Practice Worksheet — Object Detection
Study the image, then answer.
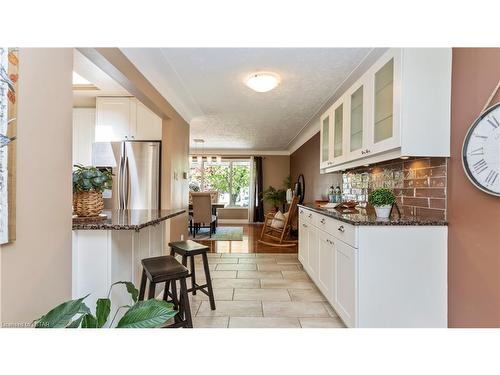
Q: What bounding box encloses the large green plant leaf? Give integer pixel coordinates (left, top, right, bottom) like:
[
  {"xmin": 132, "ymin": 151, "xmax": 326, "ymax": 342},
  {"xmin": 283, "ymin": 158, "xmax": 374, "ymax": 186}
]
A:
[
  {"xmin": 96, "ymin": 298, "xmax": 111, "ymax": 328},
  {"xmin": 112, "ymin": 281, "xmax": 139, "ymax": 303},
  {"xmin": 81, "ymin": 314, "xmax": 98, "ymax": 328},
  {"xmin": 34, "ymin": 295, "xmax": 89, "ymax": 328},
  {"xmin": 67, "ymin": 315, "xmax": 85, "ymax": 328},
  {"xmin": 116, "ymin": 300, "xmax": 177, "ymax": 328}
]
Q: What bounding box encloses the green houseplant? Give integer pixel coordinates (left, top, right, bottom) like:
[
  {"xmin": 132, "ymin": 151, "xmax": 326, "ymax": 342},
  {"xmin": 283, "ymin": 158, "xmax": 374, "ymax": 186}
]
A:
[
  {"xmin": 368, "ymin": 188, "xmax": 396, "ymax": 218},
  {"xmin": 262, "ymin": 186, "xmax": 286, "ymax": 212},
  {"xmin": 34, "ymin": 281, "xmax": 177, "ymax": 328},
  {"xmin": 72, "ymin": 165, "xmax": 113, "ymax": 217}
]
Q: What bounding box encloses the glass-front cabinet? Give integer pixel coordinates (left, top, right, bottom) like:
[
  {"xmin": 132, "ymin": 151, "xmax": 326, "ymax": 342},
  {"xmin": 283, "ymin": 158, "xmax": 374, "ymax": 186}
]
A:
[
  {"xmin": 368, "ymin": 50, "xmax": 401, "ymax": 155},
  {"xmin": 320, "ymin": 48, "xmax": 439, "ymax": 172},
  {"xmin": 332, "ymin": 102, "xmax": 345, "ymax": 164},
  {"xmin": 319, "ymin": 109, "xmax": 332, "ymax": 169}
]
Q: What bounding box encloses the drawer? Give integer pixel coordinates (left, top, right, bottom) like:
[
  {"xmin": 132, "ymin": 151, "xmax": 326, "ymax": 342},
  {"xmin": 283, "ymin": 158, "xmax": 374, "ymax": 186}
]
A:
[
  {"xmin": 298, "ymin": 207, "xmax": 315, "ymax": 225},
  {"xmin": 316, "ymin": 215, "xmax": 357, "ymax": 248}
]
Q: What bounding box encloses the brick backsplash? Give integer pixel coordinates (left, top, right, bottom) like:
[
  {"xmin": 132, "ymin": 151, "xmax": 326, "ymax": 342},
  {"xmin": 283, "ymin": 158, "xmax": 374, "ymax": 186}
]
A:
[{"xmin": 342, "ymin": 157, "xmax": 447, "ymax": 220}]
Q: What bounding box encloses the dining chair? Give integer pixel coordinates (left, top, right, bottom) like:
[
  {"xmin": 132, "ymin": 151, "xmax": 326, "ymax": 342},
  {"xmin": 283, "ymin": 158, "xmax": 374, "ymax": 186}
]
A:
[{"xmin": 191, "ymin": 192, "xmax": 217, "ymax": 238}]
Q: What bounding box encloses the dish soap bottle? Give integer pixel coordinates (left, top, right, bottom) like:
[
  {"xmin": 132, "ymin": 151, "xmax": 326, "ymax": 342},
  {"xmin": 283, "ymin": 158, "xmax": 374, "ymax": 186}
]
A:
[
  {"xmin": 328, "ymin": 186, "xmax": 335, "ymax": 203},
  {"xmin": 334, "ymin": 186, "xmax": 342, "ymax": 203}
]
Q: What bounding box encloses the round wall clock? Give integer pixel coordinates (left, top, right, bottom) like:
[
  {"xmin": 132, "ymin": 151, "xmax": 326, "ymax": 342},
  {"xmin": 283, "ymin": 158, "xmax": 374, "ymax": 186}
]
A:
[{"xmin": 462, "ymin": 102, "xmax": 500, "ymax": 197}]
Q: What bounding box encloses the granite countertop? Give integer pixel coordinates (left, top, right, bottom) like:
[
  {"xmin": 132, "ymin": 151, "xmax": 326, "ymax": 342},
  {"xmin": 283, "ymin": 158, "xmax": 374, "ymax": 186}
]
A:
[
  {"xmin": 72, "ymin": 208, "xmax": 186, "ymax": 231},
  {"xmin": 298, "ymin": 203, "xmax": 447, "ymax": 226}
]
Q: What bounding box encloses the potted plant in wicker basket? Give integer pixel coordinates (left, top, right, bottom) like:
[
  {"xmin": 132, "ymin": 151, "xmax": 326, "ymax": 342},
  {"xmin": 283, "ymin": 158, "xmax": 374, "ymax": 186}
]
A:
[
  {"xmin": 73, "ymin": 165, "xmax": 112, "ymax": 217},
  {"xmin": 368, "ymin": 188, "xmax": 396, "ymax": 219}
]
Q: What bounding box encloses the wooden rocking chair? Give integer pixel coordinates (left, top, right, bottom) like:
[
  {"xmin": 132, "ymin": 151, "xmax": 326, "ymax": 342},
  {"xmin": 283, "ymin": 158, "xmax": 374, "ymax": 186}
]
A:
[{"xmin": 258, "ymin": 196, "xmax": 299, "ymax": 248}]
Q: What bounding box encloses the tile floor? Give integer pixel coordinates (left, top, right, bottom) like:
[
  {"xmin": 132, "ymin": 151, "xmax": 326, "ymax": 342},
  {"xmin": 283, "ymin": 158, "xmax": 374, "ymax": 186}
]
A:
[{"xmin": 175, "ymin": 253, "xmax": 346, "ymax": 328}]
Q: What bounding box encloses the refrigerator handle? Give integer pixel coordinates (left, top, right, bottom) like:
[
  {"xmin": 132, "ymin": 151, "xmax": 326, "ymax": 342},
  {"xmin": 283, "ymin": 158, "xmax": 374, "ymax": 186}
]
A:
[
  {"xmin": 118, "ymin": 155, "xmax": 125, "ymax": 209},
  {"xmin": 124, "ymin": 157, "xmax": 130, "ymax": 209}
]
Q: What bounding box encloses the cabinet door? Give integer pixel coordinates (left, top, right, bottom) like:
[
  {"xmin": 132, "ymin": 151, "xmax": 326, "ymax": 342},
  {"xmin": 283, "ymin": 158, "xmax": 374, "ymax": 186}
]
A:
[
  {"xmin": 317, "ymin": 230, "xmax": 335, "ymax": 303},
  {"xmin": 334, "ymin": 240, "xmax": 357, "ymax": 327},
  {"xmin": 332, "ymin": 101, "xmax": 345, "ymax": 164},
  {"xmin": 307, "ymin": 225, "xmax": 319, "ymax": 282},
  {"xmin": 73, "ymin": 108, "xmax": 95, "ymax": 166},
  {"xmin": 298, "ymin": 217, "xmax": 309, "ymax": 270},
  {"xmin": 135, "ymin": 100, "xmax": 162, "ymax": 140},
  {"xmin": 346, "ymin": 81, "xmax": 368, "ymax": 162},
  {"xmin": 367, "ymin": 50, "xmax": 401, "ymax": 155},
  {"xmin": 95, "ymin": 97, "xmax": 133, "ymax": 142},
  {"xmin": 319, "ymin": 109, "xmax": 333, "ymax": 169}
]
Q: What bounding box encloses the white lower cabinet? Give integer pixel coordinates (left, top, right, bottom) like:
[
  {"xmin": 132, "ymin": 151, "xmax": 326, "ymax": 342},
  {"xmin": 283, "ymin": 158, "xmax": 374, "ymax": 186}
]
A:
[
  {"xmin": 298, "ymin": 206, "xmax": 448, "ymax": 328},
  {"xmin": 307, "ymin": 225, "xmax": 319, "ymax": 281},
  {"xmin": 298, "ymin": 220, "xmax": 309, "ymax": 271},
  {"xmin": 333, "ymin": 239, "xmax": 356, "ymax": 327},
  {"xmin": 317, "ymin": 230, "xmax": 335, "ymax": 302}
]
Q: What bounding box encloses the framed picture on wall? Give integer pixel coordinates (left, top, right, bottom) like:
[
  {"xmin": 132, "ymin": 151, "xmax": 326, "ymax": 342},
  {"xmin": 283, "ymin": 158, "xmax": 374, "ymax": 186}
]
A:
[{"xmin": 0, "ymin": 47, "xmax": 18, "ymax": 244}]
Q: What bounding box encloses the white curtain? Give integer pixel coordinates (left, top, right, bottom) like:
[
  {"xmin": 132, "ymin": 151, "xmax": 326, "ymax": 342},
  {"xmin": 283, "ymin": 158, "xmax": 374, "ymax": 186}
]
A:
[{"xmin": 247, "ymin": 156, "xmax": 255, "ymax": 223}]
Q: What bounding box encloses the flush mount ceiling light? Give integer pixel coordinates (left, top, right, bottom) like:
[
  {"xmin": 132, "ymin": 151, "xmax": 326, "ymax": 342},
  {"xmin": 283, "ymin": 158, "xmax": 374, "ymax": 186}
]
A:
[{"xmin": 245, "ymin": 72, "xmax": 281, "ymax": 93}]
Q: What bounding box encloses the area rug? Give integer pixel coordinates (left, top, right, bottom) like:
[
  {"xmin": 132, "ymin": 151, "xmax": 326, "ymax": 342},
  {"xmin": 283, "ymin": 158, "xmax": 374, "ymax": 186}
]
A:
[{"xmin": 189, "ymin": 226, "xmax": 243, "ymax": 241}]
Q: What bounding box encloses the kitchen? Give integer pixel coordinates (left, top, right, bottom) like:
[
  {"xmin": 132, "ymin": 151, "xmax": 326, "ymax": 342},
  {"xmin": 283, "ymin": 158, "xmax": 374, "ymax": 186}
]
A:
[
  {"xmin": 67, "ymin": 47, "xmax": 455, "ymax": 328},
  {"xmin": 2, "ymin": 5, "xmax": 499, "ymax": 375}
]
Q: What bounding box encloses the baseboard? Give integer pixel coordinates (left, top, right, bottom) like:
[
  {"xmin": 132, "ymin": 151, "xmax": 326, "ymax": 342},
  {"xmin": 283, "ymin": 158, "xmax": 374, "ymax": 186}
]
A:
[{"xmin": 217, "ymin": 219, "xmax": 249, "ymax": 224}]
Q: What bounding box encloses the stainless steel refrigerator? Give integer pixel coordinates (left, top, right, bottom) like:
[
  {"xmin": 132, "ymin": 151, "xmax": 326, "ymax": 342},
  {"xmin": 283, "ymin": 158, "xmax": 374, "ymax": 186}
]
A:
[{"xmin": 92, "ymin": 141, "xmax": 161, "ymax": 210}]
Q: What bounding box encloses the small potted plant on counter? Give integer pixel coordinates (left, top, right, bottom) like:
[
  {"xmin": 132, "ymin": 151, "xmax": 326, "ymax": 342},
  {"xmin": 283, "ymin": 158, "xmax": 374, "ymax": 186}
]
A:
[
  {"xmin": 368, "ymin": 188, "xmax": 396, "ymax": 218},
  {"xmin": 73, "ymin": 165, "xmax": 112, "ymax": 217}
]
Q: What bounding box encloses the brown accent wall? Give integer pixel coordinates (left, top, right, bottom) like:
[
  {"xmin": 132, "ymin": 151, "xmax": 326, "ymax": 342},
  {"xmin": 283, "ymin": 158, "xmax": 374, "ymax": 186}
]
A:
[
  {"xmin": 448, "ymin": 48, "xmax": 500, "ymax": 327},
  {"xmin": 342, "ymin": 157, "xmax": 448, "ymax": 220},
  {"xmin": 290, "ymin": 132, "xmax": 342, "ymax": 203},
  {"xmin": 262, "ymin": 155, "xmax": 290, "ymax": 213}
]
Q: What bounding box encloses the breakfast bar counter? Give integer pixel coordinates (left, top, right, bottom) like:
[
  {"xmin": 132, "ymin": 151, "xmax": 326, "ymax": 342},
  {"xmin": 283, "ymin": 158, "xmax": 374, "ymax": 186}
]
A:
[
  {"xmin": 72, "ymin": 208, "xmax": 186, "ymax": 230},
  {"xmin": 72, "ymin": 208, "xmax": 186, "ymax": 320}
]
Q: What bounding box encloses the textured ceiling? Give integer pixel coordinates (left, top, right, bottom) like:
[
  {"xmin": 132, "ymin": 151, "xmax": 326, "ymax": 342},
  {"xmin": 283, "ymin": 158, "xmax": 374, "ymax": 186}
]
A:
[{"xmin": 122, "ymin": 48, "xmax": 371, "ymax": 151}]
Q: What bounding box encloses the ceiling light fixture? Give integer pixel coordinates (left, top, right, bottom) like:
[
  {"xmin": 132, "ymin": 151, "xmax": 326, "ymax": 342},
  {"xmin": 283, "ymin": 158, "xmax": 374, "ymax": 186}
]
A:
[{"xmin": 245, "ymin": 72, "xmax": 281, "ymax": 93}]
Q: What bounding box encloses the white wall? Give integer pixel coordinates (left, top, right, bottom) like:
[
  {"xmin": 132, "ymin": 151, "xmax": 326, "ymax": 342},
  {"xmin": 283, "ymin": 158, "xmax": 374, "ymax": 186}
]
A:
[{"xmin": 0, "ymin": 48, "xmax": 73, "ymax": 325}]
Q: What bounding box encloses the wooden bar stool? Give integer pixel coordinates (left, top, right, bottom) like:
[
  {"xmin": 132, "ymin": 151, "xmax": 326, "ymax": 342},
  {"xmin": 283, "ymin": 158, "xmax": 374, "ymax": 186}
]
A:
[
  {"xmin": 138, "ymin": 255, "xmax": 193, "ymax": 328},
  {"xmin": 169, "ymin": 240, "xmax": 216, "ymax": 310}
]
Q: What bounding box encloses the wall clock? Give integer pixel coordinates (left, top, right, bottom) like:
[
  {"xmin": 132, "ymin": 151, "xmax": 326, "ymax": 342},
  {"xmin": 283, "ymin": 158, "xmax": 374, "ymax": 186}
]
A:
[{"xmin": 462, "ymin": 102, "xmax": 500, "ymax": 197}]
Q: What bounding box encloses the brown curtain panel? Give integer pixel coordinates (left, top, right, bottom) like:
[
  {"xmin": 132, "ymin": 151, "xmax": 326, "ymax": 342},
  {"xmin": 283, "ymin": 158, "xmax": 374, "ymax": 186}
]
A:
[{"xmin": 253, "ymin": 156, "xmax": 264, "ymax": 222}]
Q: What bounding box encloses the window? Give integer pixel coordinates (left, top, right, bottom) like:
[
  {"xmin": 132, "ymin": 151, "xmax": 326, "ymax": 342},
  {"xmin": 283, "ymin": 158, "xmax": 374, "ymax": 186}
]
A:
[{"xmin": 188, "ymin": 158, "xmax": 251, "ymax": 207}]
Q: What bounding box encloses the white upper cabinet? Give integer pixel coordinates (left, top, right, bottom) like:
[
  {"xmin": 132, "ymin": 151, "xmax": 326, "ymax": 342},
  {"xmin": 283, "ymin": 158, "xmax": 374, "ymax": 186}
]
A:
[
  {"xmin": 369, "ymin": 50, "xmax": 401, "ymax": 155},
  {"xmin": 319, "ymin": 109, "xmax": 332, "ymax": 169},
  {"xmin": 95, "ymin": 97, "xmax": 136, "ymax": 142},
  {"xmin": 73, "ymin": 108, "xmax": 96, "ymax": 166},
  {"xmin": 320, "ymin": 48, "xmax": 451, "ymax": 172},
  {"xmin": 135, "ymin": 100, "xmax": 162, "ymax": 140},
  {"xmin": 332, "ymin": 98, "xmax": 348, "ymax": 165},
  {"xmin": 95, "ymin": 97, "xmax": 162, "ymax": 142}
]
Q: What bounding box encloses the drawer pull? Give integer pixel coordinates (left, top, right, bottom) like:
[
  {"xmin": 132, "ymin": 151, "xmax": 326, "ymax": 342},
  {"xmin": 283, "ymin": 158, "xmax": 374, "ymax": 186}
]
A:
[
  {"xmin": 302, "ymin": 223, "xmax": 308, "ymax": 228},
  {"xmin": 308, "ymin": 214, "xmax": 312, "ymax": 218},
  {"xmin": 338, "ymin": 225, "xmax": 345, "ymax": 233},
  {"xmin": 320, "ymin": 218, "xmax": 326, "ymax": 224},
  {"xmin": 299, "ymin": 210, "xmax": 303, "ymax": 214}
]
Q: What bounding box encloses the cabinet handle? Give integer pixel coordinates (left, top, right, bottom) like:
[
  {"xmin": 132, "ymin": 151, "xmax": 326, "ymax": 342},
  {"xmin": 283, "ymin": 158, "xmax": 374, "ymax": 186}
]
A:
[
  {"xmin": 300, "ymin": 210, "xmax": 303, "ymax": 214},
  {"xmin": 365, "ymin": 149, "xmax": 371, "ymax": 154},
  {"xmin": 320, "ymin": 218, "xmax": 326, "ymax": 224},
  {"xmin": 302, "ymin": 223, "xmax": 308, "ymax": 228},
  {"xmin": 125, "ymin": 136, "xmax": 128, "ymax": 140},
  {"xmin": 361, "ymin": 150, "xmax": 365, "ymax": 155},
  {"xmin": 308, "ymin": 214, "xmax": 312, "ymax": 219},
  {"xmin": 338, "ymin": 225, "xmax": 345, "ymax": 232},
  {"xmin": 131, "ymin": 136, "xmax": 135, "ymax": 139}
]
